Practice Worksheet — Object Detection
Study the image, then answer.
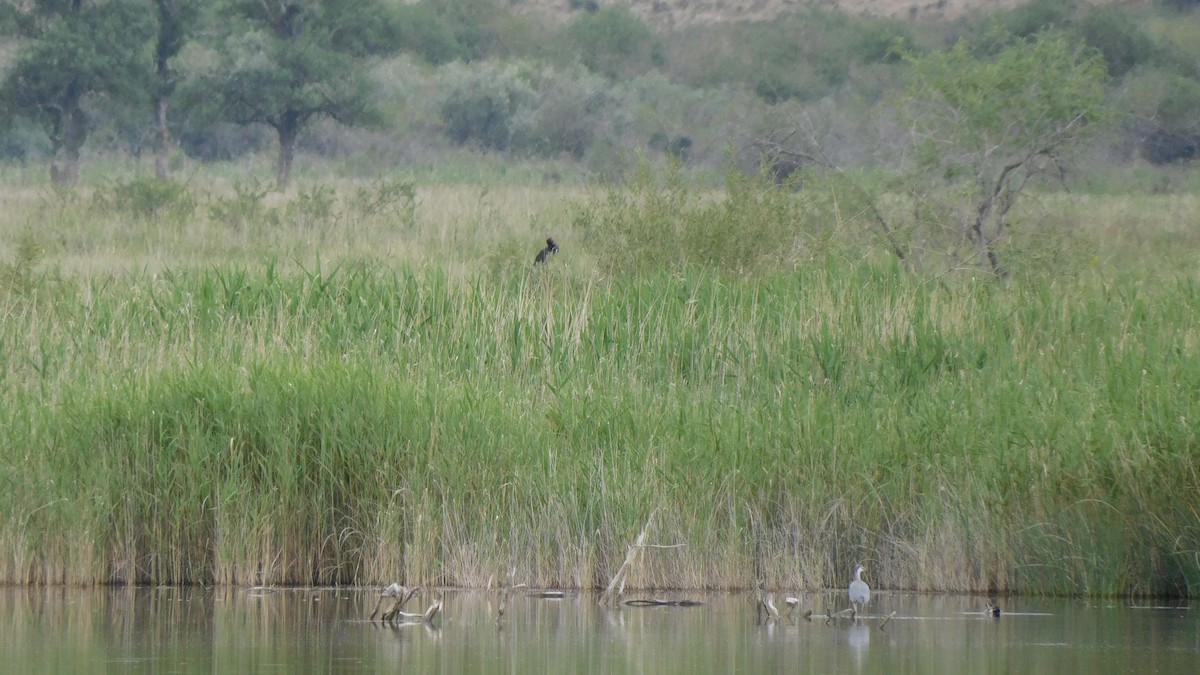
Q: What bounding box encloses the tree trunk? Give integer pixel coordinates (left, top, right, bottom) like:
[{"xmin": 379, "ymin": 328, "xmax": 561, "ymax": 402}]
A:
[
  {"xmin": 51, "ymin": 96, "xmax": 86, "ymax": 186},
  {"xmin": 153, "ymin": 0, "xmax": 187, "ymax": 181},
  {"xmin": 970, "ymin": 207, "xmax": 1007, "ymax": 278},
  {"xmin": 275, "ymin": 113, "xmax": 301, "ymax": 189},
  {"xmin": 971, "ymin": 162, "xmax": 1024, "ymax": 279},
  {"xmin": 154, "ymin": 94, "xmax": 170, "ymax": 181}
]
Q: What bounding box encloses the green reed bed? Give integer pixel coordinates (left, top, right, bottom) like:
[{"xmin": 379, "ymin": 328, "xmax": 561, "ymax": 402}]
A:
[{"xmin": 2, "ymin": 256, "xmax": 1198, "ymax": 595}]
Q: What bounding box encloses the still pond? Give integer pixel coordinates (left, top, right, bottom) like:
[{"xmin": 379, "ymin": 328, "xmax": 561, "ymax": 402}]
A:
[{"xmin": 2, "ymin": 587, "xmax": 1196, "ymax": 673}]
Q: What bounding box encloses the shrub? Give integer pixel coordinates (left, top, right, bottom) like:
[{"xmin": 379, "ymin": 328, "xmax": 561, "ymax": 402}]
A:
[
  {"xmin": 575, "ymin": 162, "xmax": 805, "ymax": 276},
  {"xmin": 620, "ymin": 71, "xmax": 767, "ymax": 169},
  {"xmin": 392, "ymin": 2, "xmax": 467, "ymax": 64},
  {"xmin": 0, "ymin": 114, "xmax": 52, "ymax": 161},
  {"xmin": 1154, "ymin": 73, "xmax": 1200, "ymax": 134},
  {"xmin": 349, "ymin": 178, "xmax": 417, "ymax": 228},
  {"xmin": 1157, "ymin": 0, "xmax": 1200, "ymax": 10},
  {"xmin": 436, "ymin": 61, "xmax": 626, "ymax": 159},
  {"xmin": 394, "ymin": 0, "xmax": 543, "ymax": 63},
  {"xmin": 999, "ymin": 0, "xmax": 1079, "ymax": 38},
  {"xmin": 1126, "ymin": 71, "xmax": 1200, "ymax": 164},
  {"xmin": 0, "ymin": 231, "xmax": 44, "ymax": 296},
  {"xmin": 1143, "ymin": 130, "xmax": 1198, "ymax": 164},
  {"xmin": 666, "ymin": 10, "xmax": 902, "ymax": 103},
  {"xmin": 209, "ymin": 180, "xmax": 275, "ymax": 230},
  {"xmin": 515, "ymin": 68, "xmax": 624, "ymax": 159},
  {"xmin": 849, "ymin": 17, "xmax": 916, "ymax": 64},
  {"xmin": 438, "ymin": 61, "xmax": 536, "ymax": 151},
  {"xmin": 284, "ymin": 184, "xmax": 338, "ymax": 230},
  {"xmin": 176, "ymin": 122, "xmax": 271, "ymax": 162},
  {"xmin": 562, "ymin": 7, "xmax": 663, "ymax": 80},
  {"xmin": 989, "ymin": 1, "xmax": 1156, "ymax": 77},
  {"xmin": 1077, "ymin": 7, "xmax": 1158, "ymax": 77},
  {"xmin": 93, "ymin": 177, "xmax": 197, "ymax": 223}
]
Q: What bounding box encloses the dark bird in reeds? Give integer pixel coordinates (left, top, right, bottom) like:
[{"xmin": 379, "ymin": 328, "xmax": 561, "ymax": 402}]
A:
[{"xmin": 534, "ymin": 237, "xmax": 559, "ymax": 264}]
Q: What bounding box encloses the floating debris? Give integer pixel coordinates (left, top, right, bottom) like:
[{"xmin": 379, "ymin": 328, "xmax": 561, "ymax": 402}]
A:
[{"xmin": 623, "ymin": 598, "xmax": 704, "ymax": 607}]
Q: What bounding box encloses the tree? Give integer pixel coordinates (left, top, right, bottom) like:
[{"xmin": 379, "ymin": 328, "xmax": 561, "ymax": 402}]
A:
[
  {"xmin": 208, "ymin": 0, "xmax": 397, "ymax": 188},
  {"xmin": 0, "ymin": 1, "xmax": 155, "ymax": 184},
  {"xmin": 151, "ymin": 0, "xmax": 202, "ymax": 181},
  {"xmin": 903, "ymin": 32, "xmax": 1109, "ymax": 276}
]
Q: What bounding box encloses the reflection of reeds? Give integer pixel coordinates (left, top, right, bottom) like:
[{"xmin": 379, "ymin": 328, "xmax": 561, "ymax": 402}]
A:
[{"xmin": 1, "ymin": 182, "xmax": 1198, "ymax": 597}]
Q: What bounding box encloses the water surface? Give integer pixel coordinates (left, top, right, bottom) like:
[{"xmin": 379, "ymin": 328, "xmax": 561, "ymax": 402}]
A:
[{"xmin": 2, "ymin": 587, "xmax": 1195, "ymax": 673}]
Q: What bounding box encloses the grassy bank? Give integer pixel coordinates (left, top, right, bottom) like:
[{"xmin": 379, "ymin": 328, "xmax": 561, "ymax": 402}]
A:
[{"xmin": 1, "ymin": 177, "xmax": 1198, "ymax": 596}]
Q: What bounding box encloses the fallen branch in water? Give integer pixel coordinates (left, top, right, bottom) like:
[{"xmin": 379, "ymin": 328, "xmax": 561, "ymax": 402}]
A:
[
  {"xmin": 598, "ymin": 509, "xmax": 688, "ymax": 608},
  {"xmin": 386, "ymin": 597, "xmax": 443, "ymax": 625},
  {"xmin": 757, "ymin": 590, "xmax": 781, "ymax": 621},
  {"xmin": 600, "ymin": 510, "xmax": 655, "ymax": 607},
  {"xmin": 623, "ymin": 598, "xmax": 704, "ymax": 607},
  {"xmin": 784, "ymin": 596, "xmax": 811, "ymax": 622},
  {"xmin": 370, "ymin": 583, "xmax": 421, "ymax": 621},
  {"xmin": 370, "ymin": 583, "xmax": 440, "ymax": 625},
  {"xmin": 825, "ymin": 607, "xmax": 856, "ymax": 624},
  {"xmin": 497, "ymin": 582, "xmax": 527, "ymax": 623},
  {"xmin": 879, "ymin": 610, "xmax": 897, "ymax": 631}
]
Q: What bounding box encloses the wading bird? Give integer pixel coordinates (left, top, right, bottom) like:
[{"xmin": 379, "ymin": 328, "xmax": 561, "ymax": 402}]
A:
[
  {"xmin": 849, "ymin": 564, "xmax": 871, "ymax": 617},
  {"xmin": 534, "ymin": 237, "xmax": 559, "ymax": 264}
]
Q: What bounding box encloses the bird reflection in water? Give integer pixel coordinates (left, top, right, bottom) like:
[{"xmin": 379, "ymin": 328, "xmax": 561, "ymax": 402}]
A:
[{"xmin": 848, "ymin": 622, "xmax": 870, "ymax": 672}]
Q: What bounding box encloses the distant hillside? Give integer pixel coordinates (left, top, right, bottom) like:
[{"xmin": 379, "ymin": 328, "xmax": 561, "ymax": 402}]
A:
[{"xmin": 516, "ymin": 0, "xmax": 1141, "ymax": 27}]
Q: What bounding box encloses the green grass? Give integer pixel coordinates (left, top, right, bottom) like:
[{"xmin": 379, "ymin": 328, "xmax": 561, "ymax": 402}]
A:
[{"xmin": 1, "ymin": 171, "xmax": 1198, "ymax": 596}]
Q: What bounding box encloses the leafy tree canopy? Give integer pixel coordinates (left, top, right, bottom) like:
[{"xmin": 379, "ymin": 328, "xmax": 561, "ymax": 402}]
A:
[
  {"xmin": 0, "ymin": 0, "xmax": 156, "ymax": 182},
  {"xmin": 209, "ymin": 0, "xmax": 399, "ymax": 186},
  {"xmin": 908, "ymin": 31, "xmax": 1109, "ymax": 171},
  {"xmin": 904, "ymin": 31, "xmax": 1110, "ymax": 275},
  {"xmin": 2, "ymin": 1, "xmax": 155, "ymax": 113}
]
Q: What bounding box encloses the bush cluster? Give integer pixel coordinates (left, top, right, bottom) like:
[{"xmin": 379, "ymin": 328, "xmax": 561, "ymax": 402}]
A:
[
  {"xmin": 575, "ymin": 163, "xmax": 809, "ymax": 276},
  {"xmin": 666, "ymin": 11, "xmax": 915, "ymax": 103},
  {"xmin": 0, "ymin": 0, "xmax": 1197, "ymax": 176},
  {"xmin": 437, "ymin": 62, "xmax": 625, "ymax": 160},
  {"xmin": 92, "ymin": 176, "xmax": 196, "ymax": 223}
]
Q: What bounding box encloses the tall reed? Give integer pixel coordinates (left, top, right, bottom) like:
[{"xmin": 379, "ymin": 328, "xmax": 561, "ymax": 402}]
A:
[
  {"xmin": 2, "ymin": 259, "xmax": 1197, "ymax": 594},
  {"xmin": 1, "ymin": 174, "xmax": 1197, "ymax": 595}
]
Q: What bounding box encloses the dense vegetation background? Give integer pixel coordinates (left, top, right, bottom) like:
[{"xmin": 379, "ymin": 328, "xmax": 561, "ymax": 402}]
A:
[{"xmin": 0, "ymin": 0, "xmax": 1197, "ymax": 187}]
